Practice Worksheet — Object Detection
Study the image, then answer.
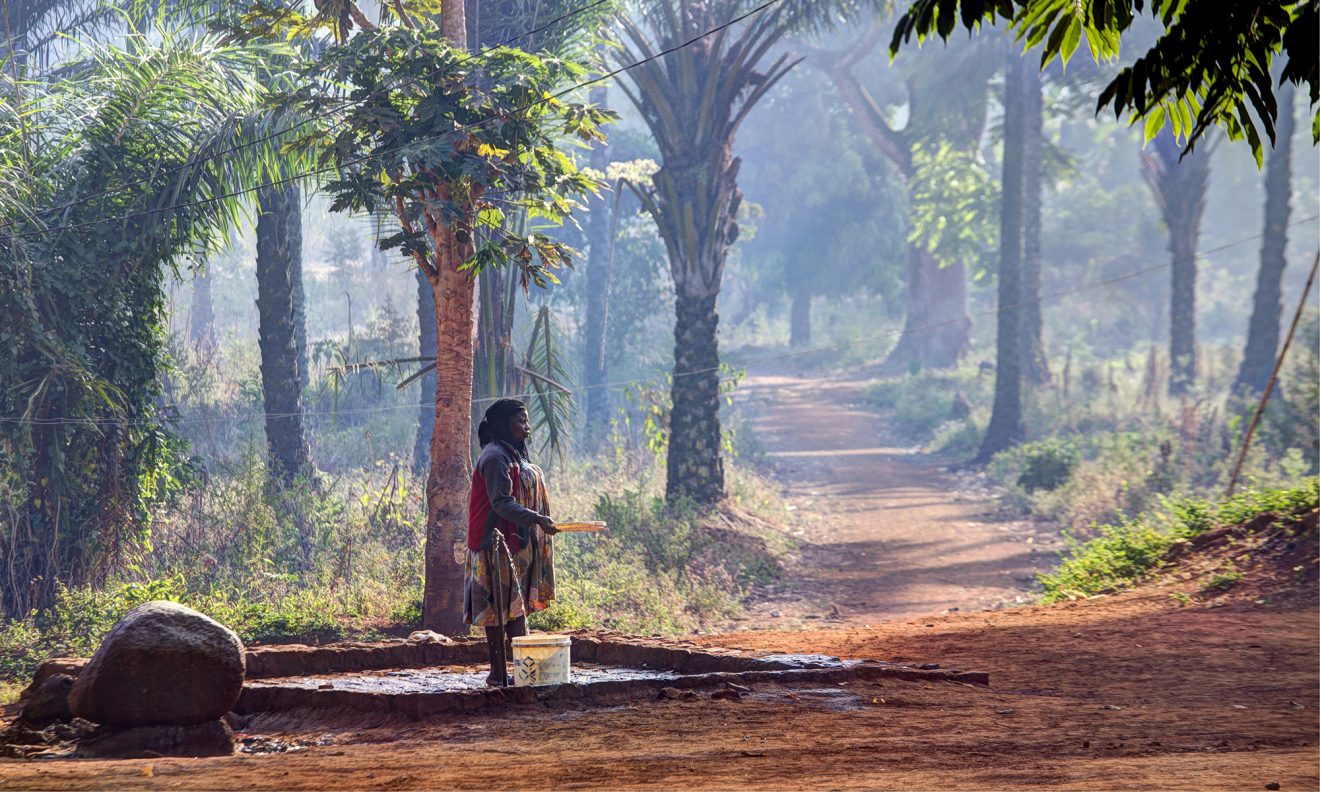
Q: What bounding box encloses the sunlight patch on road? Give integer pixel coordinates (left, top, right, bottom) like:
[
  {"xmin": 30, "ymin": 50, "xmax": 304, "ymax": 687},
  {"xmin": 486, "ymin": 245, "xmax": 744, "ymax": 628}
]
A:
[{"xmin": 766, "ymin": 447, "xmax": 909, "ymax": 458}]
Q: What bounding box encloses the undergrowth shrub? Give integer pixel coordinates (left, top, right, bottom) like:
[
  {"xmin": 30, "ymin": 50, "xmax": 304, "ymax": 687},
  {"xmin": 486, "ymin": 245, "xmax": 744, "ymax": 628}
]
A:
[
  {"xmin": 1037, "ymin": 480, "xmax": 1318, "ymax": 602},
  {"xmin": 866, "ymin": 365, "xmax": 989, "ymax": 441},
  {"xmin": 528, "ymin": 471, "xmax": 789, "ymax": 634}
]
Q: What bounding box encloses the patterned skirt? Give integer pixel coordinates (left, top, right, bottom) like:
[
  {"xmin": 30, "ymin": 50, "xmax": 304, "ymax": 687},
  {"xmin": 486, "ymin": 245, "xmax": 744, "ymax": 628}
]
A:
[{"xmin": 463, "ymin": 529, "xmax": 555, "ymax": 627}]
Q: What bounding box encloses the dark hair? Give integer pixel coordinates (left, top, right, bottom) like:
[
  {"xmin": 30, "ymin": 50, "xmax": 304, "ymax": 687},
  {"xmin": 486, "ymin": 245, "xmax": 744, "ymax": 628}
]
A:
[{"xmin": 478, "ymin": 398, "xmax": 528, "ymax": 456}]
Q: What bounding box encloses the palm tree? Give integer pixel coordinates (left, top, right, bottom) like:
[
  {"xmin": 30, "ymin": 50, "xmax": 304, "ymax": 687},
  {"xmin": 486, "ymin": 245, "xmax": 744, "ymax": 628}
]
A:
[
  {"xmin": 0, "ymin": 29, "xmax": 287, "ymax": 616},
  {"xmin": 616, "ymin": 0, "xmax": 869, "ymax": 505},
  {"xmin": 1142, "ymin": 131, "xmax": 1211, "ymax": 396},
  {"xmin": 255, "ymin": 180, "xmax": 312, "ymax": 482}
]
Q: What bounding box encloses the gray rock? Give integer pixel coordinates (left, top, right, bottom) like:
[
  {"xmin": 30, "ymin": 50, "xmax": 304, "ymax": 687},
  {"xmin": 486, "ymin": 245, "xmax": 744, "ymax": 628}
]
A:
[
  {"xmin": 18, "ymin": 673, "xmax": 74, "ymax": 728},
  {"xmin": 69, "ymin": 601, "xmax": 244, "ymax": 728},
  {"xmin": 77, "ymin": 720, "xmax": 234, "ymax": 758}
]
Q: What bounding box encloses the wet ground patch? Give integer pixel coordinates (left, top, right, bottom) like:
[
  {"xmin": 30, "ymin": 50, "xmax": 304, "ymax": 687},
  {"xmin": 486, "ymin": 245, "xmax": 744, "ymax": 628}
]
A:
[{"xmin": 235, "ymin": 631, "xmax": 987, "ymax": 718}]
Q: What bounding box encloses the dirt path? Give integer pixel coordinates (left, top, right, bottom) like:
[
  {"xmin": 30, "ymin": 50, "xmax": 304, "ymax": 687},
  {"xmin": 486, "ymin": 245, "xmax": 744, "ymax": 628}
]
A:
[{"xmin": 727, "ymin": 369, "xmax": 1059, "ymax": 629}]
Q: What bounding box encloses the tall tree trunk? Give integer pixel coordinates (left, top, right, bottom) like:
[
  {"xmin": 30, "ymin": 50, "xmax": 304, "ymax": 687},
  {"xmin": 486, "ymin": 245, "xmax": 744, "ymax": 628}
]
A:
[
  {"xmin": 255, "ymin": 182, "xmax": 312, "ymax": 482},
  {"xmin": 421, "ymin": 237, "xmax": 476, "ymax": 635},
  {"xmin": 1143, "ymin": 132, "xmax": 1210, "ymax": 396},
  {"xmin": 413, "ymin": 268, "xmax": 437, "ymax": 473},
  {"xmin": 190, "ymin": 267, "xmax": 215, "ymax": 349},
  {"xmin": 1168, "ymin": 232, "xmax": 1198, "ymax": 395},
  {"xmin": 291, "ymin": 218, "xmax": 308, "ymax": 392},
  {"xmin": 422, "ymin": 0, "xmax": 472, "ymax": 634},
  {"xmin": 648, "ymin": 151, "xmax": 740, "ymax": 507},
  {"xmin": 582, "ymin": 86, "xmax": 612, "ymax": 448},
  {"xmin": 814, "ymin": 30, "xmax": 974, "ymax": 372},
  {"xmin": 668, "ymin": 292, "xmax": 724, "ymax": 504},
  {"xmin": 1235, "ymin": 82, "xmax": 1297, "ymax": 396},
  {"xmin": 789, "ymin": 282, "xmax": 811, "ymax": 347},
  {"xmin": 976, "ymin": 54, "xmax": 1027, "ymax": 464},
  {"xmin": 884, "ymin": 245, "xmax": 970, "ymax": 371},
  {"xmin": 1020, "ymin": 62, "xmax": 1048, "ymax": 384}
]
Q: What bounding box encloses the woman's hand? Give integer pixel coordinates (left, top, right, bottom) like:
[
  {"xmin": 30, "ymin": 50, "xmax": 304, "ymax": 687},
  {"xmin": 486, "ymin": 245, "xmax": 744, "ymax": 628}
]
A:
[{"xmin": 536, "ymin": 515, "xmax": 558, "ymax": 534}]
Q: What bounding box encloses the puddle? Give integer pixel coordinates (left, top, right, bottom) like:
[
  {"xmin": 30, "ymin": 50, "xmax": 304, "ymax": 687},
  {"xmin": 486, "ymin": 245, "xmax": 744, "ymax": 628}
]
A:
[
  {"xmin": 758, "ymin": 654, "xmax": 860, "ymax": 669},
  {"xmin": 239, "ymin": 735, "xmax": 333, "ymax": 755},
  {"xmin": 247, "ymin": 663, "xmax": 681, "ymax": 695}
]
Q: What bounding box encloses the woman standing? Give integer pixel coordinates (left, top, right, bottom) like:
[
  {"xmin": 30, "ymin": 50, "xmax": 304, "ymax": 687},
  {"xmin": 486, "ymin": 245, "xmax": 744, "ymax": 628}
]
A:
[{"xmin": 465, "ymin": 398, "xmax": 557, "ymax": 686}]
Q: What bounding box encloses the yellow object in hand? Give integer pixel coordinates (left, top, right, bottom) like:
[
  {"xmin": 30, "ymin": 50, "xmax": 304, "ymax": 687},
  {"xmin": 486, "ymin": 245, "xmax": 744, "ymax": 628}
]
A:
[{"xmin": 553, "ymin": 521, "xmax": 607, "ymax": 533}]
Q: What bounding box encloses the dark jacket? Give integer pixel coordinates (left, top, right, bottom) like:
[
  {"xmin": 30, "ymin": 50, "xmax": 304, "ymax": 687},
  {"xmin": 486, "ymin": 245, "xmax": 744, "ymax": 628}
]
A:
[{"xmin": 466, "ymin": 441, "xmax": 542, "ymax": 552}]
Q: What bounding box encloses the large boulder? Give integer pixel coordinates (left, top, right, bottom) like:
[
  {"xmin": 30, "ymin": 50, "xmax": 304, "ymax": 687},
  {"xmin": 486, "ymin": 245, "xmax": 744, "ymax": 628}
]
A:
[
  {"xmin": 68, "ymin": 601, "xmax": 244, "ymax": 728},
  {"xmin": 17, "ymin": 673, "xmax": 75, "ymax": 729}
]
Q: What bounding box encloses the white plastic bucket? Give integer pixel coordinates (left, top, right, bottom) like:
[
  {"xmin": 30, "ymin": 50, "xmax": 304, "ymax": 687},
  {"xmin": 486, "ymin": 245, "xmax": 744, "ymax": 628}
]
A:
[{"xmin": 511, "ymin": 634, "xmax": 571, "ymax": 686}]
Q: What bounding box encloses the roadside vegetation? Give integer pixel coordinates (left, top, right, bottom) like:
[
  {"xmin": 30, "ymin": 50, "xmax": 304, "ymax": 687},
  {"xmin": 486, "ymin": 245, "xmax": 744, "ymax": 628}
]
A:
[{"xmin": 1036, "ymin": 480, "xmax": 1318, "ymax": 602}]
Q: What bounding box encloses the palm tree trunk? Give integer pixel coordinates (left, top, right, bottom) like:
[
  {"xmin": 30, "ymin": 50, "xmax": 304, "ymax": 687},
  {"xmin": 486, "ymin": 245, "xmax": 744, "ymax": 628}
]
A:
[
  {"xmin": 1168, "ymin": 233, "xmax": 1198, "ymax": 395},
  {"xmin": 976, "ymin": 54, "xmax": 1027, "ymax": 464},
  {"xmin": 1020, "ymin": 62, "xmax": 1048, "ymax": 384},
  {"xmin": 667, "ymin": 291, "xmax": 724, "ymax": 504},
  {"xmin": 255, "ymin": 181, "xmax": 311, "ymax": 483},
  {"xmin": 582, "ymin": 85, "xmax": 612, "ymax": 448},
  {"xmin": 648, "ymin": 148, "xmax": 740, "ymax": 508},
  {"xmin": 1235, "ymin": 82, "xmax": 1297, "ymax": 396},
  {"xmin": 413, "ymin": 268, "xmax": 437, "ymax": 473},
  {"xmin": 291, "ymin": 226, "xmax": 308, "ymax": 392},
  {"xmin": 1143, "ymin": 132, "xmax": 1210, "ymax": 396}
]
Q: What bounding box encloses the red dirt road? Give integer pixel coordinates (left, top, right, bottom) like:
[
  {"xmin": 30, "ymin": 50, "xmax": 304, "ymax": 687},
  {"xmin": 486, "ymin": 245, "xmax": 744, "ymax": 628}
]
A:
[{"xmin": 726, "ymin": 370, "xmax": 1059, "ymax": 628}]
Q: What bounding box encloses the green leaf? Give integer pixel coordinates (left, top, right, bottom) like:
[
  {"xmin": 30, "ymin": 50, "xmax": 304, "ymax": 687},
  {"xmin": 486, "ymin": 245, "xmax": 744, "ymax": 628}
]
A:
[
  {"xmin": 1060, "ymin": 17, "xmax": 1083, "ymax": 66},
  {"xmin": 1143, "ymin": 105, "xmax": 1168, "ymax": 142}
]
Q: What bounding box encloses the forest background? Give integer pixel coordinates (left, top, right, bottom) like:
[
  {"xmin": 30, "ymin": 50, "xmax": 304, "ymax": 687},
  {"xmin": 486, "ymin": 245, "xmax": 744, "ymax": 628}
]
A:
[{"xmin": 0, "ymin": 0, "xmax": 1316, "ymax": 699}]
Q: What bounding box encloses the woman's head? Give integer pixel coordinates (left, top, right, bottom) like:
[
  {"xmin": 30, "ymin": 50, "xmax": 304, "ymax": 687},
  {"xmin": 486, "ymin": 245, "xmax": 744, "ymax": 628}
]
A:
[{"xmin": 478, "ymin": 398, "xmax": 530, "ymax": 453}]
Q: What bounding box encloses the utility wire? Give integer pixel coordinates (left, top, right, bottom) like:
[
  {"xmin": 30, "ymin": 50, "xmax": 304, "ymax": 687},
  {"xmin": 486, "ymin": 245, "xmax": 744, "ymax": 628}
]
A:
[
  {"xmin": 0, "ymin": 0, "xmax": 786, "ymax": 243},
  {"xmin": 0, "ymin": 0, "xmax": 615, "ymax": 233},
  {"xmin": 5, "ymin": 215, "xmax": 1313, "ymax": 427}
]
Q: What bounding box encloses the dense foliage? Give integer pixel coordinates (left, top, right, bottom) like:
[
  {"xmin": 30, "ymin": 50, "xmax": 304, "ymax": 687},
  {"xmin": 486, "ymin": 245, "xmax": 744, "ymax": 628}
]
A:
[
  {"xmin": 0, "ymin": 30, "xmax": 292, "ymax": 616},
  {"xmin": 891, "ymin": 0, "xmax": 1319, "ymax": 163}
]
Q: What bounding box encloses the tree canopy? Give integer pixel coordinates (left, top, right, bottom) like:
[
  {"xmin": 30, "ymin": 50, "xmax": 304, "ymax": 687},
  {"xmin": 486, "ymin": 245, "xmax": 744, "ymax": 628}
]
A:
[{"xmin": 890, "ymin": 0, "xmax": 1318, "ymax": 164}]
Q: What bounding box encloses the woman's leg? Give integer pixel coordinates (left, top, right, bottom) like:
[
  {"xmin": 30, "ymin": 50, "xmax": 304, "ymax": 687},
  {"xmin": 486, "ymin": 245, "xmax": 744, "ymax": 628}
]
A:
[
  {"xmin": 484, "ymin": 625, "xmax": 509, "ymax": 686},
  {"xmin": 483, "ymin": 616, "xmax": 528, "ymax": 686},
  {"xmin": 507, "ymin": 615, "xmax": 527, "ymax": 639}
]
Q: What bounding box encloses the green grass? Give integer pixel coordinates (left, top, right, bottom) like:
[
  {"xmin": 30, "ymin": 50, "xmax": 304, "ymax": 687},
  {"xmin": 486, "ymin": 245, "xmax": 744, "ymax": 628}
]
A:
[{"xmin": 1037, "ymin": 480, "xmax": 1318, "ymax": 603}]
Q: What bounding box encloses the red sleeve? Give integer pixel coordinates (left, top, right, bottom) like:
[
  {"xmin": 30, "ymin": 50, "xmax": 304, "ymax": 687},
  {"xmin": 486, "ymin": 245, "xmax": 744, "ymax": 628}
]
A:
[{"xmin": 467, "ymin": 466, "xmax": 492, "ymax": 551}]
